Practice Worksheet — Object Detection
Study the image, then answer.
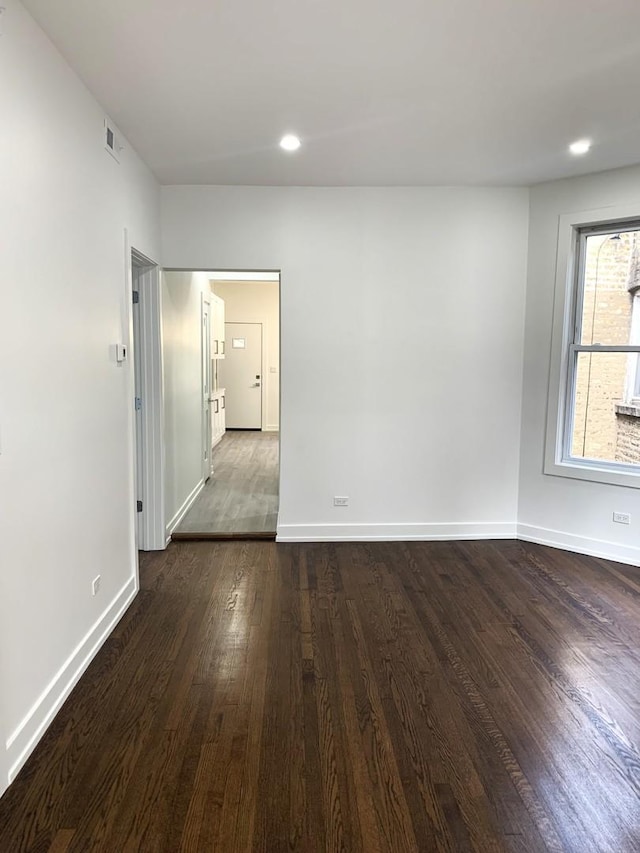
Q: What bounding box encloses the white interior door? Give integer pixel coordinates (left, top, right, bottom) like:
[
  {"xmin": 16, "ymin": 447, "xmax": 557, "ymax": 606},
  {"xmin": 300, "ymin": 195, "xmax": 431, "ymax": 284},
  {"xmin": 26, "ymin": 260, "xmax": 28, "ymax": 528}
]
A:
[
  {"xmin": 220, "ymin": 323, "xmax": 262, "ymax": 428},
  {"xmin": 132, "ymin": 264, "xmax": 143, "ymax": 547},
  {"xmin": 129, "ymin": 248, "xmax": 165, "ymax": 552}
]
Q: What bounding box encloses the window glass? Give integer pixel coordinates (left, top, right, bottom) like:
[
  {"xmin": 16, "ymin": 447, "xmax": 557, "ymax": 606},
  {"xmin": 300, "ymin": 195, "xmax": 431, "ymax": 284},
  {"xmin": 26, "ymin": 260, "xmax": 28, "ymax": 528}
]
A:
[
  {"xmin": 571, "ymin": 352, "xmax": 634, "ymax": 463},
  {"xmin": 578, "ymin": 232, "xmax": 636, "ymax": 345},
  {"xmin": 568, "ymin": 228, "xmax": 640, "ymax": 468}
]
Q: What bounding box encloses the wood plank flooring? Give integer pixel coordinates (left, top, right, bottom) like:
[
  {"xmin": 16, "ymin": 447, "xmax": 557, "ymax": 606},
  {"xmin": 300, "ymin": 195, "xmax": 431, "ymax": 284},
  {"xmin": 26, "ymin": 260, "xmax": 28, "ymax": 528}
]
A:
[
  {"xmin": 174, "ymin": 431, "xmax": 279, "ymax": 538},
  {"xmin": 1, "ymin": 539, "xmax": 640, "ymax": 851}
]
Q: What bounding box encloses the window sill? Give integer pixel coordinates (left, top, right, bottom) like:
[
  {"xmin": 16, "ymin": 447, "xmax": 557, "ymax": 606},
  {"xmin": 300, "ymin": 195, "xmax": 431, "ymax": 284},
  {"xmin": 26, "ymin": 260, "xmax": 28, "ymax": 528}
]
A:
[
  {"xmin": 544, "ymin": 457, "xmax": 640, "ymax": 489},
  {"xmin": 615, "ymin": 401, "xmax": 640, "ymax": 418}
]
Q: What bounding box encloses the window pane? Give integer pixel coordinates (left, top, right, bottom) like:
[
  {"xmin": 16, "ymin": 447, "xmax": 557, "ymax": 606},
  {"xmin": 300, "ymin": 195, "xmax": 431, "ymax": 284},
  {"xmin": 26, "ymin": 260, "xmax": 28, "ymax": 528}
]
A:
[
  {"xmin": 579, "ymin": 230, "xmax": 639, "ymax": 345},
  {"xmin": 571, "ymin": 352, "xmax": 640, "ymax": 464}
]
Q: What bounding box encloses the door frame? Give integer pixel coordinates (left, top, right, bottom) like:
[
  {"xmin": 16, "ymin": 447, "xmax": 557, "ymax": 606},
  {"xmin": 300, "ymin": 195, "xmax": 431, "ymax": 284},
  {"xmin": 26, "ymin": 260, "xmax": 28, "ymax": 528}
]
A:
[{"xmin": 127, "ymin": 236, "xmax": 166, "ymax": 552}]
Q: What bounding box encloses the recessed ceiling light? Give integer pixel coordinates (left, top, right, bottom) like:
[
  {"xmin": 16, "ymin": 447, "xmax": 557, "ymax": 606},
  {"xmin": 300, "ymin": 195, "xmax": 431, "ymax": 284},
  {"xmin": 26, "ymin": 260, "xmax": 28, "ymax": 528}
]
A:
[
  {"xmin": 569, "ymin": 139, "xmax": 591, "ymax": 156},
  {"xmin": 280, "ymin": 134, "xmax": 301, "ymax": 152}
]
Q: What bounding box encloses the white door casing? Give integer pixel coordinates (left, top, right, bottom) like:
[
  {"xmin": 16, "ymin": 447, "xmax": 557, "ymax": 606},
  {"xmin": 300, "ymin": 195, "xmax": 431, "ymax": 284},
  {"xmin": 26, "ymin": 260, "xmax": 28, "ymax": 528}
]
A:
[{"xmin": 219, "ymin": 322, "xmax": 262, "ymax": 429}]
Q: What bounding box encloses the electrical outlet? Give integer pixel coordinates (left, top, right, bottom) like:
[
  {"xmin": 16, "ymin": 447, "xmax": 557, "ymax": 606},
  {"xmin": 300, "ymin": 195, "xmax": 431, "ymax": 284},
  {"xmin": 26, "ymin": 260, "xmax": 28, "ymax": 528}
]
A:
[
  {"xmin": 92, "ymin": 575, "xmax": 101, "ymax": 596},
  {"xmin": 334, "ymin": 496, "xmax": 349, "ymax": 507},
  {"xmin": 613, "ymin": 512, "xmax": 631, "ymax": 525}
]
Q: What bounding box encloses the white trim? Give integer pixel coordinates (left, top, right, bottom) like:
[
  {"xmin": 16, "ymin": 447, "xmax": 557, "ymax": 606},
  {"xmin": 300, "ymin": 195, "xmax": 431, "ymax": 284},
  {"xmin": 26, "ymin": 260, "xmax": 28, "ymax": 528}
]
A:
[
  {"xmin": 264, "ymin": 425, "xmax": 279, "ymax": 432},
  {"xmin": 277, "ymin": 520, "xmax": 640, "ymax": 568},
  {"xmin": 276, "ymin": 521, "xmax": 517, "ymax": 542},
  {"xmin": 517, "ymin": 523, "xmax": 640, "ymax": 568},
  {"xmin": 544, "ymin": 204, "xmax": 640, "ymax": 489},
  {"xmin": 4, "ymin": 576, "xmax": 138, "ymax": 786},
  {"xmin": 165, "ymin": 479, "xmax": 205, "ymax": 539}
]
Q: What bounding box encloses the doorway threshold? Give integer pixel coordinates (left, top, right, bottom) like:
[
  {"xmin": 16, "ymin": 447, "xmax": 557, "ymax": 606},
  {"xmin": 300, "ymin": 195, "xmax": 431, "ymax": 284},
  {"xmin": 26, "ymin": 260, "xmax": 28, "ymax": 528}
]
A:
[{"xmin": 171, "ymin": 531, "xmax": 276, "ymax": 542}]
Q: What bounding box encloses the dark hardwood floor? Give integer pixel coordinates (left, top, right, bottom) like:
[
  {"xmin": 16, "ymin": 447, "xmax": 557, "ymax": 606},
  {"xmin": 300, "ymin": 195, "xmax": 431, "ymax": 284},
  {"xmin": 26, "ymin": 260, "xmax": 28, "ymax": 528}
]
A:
[{"xmin": 1, "ymin": 539, "xmax": 640, "ymax": 851}]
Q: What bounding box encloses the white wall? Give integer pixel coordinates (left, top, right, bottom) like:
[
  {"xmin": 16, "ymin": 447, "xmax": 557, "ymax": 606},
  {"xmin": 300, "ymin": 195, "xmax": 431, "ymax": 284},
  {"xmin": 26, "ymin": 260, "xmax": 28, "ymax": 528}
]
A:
[
  {"xmin": 0, "ymin": 0, "xmax": 160, "ymax": 794},
  {"xmin": 162, "ymin": 186, "xmax": 530, "ymax": 540},
  {"xmin": 163, "ymin": 271, "xmax": 210, "ymax": 533},
  {"xmin": 519, "ymin": 164, "xmax": 640, "ymax": 565},
  {"xmin": 213, "ymin": 280, "xmax": 280, "ymax": 431}
]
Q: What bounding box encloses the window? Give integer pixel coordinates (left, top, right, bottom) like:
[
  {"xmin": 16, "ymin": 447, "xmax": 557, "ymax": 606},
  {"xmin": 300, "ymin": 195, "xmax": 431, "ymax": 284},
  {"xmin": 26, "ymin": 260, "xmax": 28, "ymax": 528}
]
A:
[{"xmin": 545, "ymin": 207, "xmax": 640, "ymax": 487}]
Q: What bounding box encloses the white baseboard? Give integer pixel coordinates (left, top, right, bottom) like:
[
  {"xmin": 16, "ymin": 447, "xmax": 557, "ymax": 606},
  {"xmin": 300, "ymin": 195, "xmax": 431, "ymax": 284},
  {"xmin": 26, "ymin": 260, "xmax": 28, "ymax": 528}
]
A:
[
  {"xmin": 517, "ymin": 523, "xmax": 640, "ymax": 567},
  {"xmin": 165, "ymin": 479, "xmax": 204, "ymax": 538},
  {"xmin": 5, "ymin": 574, "xmax": 138, "ymax": 786},
  {"xmin": 276, "ymin": 521, "xmax": 517, "ymax": 542},
  {"xmin": 277, "ymin": 520, "xmax": 640, "ymax": 566}
]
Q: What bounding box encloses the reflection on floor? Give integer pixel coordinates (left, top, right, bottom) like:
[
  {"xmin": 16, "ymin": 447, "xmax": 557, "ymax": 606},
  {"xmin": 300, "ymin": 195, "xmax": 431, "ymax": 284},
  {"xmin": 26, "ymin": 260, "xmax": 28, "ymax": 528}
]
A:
[
  {"xmin": 3, "ymin": 540, "xmax": 639, "ymax": 850},
  {"xmin": 173, "ymin": 431, "xmax": 279, "ymax": 538}
]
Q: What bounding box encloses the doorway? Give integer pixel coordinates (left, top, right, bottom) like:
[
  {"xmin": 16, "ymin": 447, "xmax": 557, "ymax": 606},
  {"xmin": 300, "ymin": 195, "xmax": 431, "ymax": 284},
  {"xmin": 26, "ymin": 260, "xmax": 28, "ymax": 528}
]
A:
[{"xmin": 163, "ymin": 270, "xmax": 280, "ymax": 539}]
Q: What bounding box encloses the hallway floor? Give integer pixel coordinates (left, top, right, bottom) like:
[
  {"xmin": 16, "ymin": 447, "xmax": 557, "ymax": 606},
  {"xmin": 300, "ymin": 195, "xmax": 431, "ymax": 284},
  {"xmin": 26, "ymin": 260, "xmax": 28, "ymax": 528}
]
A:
[{"xmin": 174, "ymin": 431, "xmax": 279, "ymax": 538}]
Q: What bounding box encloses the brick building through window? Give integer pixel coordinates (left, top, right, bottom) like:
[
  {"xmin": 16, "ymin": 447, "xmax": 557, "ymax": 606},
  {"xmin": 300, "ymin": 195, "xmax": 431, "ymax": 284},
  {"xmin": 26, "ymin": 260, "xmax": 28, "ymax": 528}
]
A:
[{"xmin": 571, "ymin": 230, "xmax": 640, "ymax": 465}]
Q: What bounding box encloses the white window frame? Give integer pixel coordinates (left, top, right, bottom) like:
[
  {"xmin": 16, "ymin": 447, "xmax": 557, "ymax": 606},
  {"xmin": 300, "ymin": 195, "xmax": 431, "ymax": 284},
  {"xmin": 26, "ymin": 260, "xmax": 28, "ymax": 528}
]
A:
[{"xmin": 544, "ymin": 204, "xmax": 640, "ymax": 489}]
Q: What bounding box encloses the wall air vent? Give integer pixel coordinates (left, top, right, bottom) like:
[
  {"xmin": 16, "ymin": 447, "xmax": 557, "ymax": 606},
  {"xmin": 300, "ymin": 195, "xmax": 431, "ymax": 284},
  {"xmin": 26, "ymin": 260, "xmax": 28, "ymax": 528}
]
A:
[{"xmin": 104, "ymin": 118, "xmax": 122, "ymax": 162}]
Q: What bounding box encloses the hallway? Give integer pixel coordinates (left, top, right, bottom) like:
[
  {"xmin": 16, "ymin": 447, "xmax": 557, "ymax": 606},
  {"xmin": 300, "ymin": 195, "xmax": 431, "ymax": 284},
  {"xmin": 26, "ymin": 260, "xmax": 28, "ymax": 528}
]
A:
[{"xmin": 174, "ymin": 431, "xmax": 279, "ymax": 538}]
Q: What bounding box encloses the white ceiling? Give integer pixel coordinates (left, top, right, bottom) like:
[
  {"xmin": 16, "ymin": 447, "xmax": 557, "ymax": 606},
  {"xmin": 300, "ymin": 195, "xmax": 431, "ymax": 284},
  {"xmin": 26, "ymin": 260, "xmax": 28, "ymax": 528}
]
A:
[{"xmin": 22, "ymin": 0, "xmax": 640, "ymax": 186}]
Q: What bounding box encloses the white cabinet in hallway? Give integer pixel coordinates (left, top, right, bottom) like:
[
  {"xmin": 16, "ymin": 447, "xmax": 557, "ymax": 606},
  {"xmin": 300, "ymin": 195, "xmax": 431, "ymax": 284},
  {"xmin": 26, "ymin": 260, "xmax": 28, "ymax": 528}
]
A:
[
  {"xmin": 211, "ymin": 388, "xmax": 226, "ymax": 449},
  {"xmin": 211, "ymin": 293, "xmax": 226, "ymax": 358}
]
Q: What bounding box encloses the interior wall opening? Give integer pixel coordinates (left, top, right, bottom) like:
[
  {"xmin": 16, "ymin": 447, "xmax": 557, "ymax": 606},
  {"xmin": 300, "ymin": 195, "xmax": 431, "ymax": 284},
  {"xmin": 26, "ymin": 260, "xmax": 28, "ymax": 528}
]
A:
[{"xmin": 162, "ymin": 269, "xmax": 280, "ymax": 540}]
